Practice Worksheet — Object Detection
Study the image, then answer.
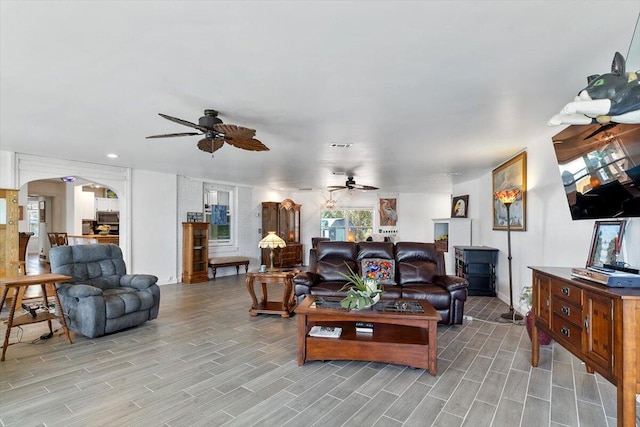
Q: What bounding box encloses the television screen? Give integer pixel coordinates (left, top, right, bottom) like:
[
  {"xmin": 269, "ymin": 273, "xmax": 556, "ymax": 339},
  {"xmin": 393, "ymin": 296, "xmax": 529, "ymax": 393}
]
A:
[{"xmin": 552, "ymin": 124, "xmax": 640, "ymax": 220}]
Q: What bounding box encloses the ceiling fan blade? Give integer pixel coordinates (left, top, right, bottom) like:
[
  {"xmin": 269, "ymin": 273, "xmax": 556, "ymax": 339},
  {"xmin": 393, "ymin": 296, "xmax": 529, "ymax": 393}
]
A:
[
  {"xmin": 158, "ymin": 113, "xmax": 209, "ymax": 132},
  {"xmin": 358, "ymin": 185, "xmax": 379, "ymax": 191},
  {"xmin": 197, "ymin": 137, "xmax": 225, "ymax": 153},
  {"xmin": 328, "ymin": 186, "xmax": 347, "ymax": 190},
  {"xmin": 225, "ymin": 138, "xmax": 269, "ymax": 151},
  {"xmin": 146, "ymin": 132, "xmax": 202, "ymax": 139},
  {"xmin": 213, "ymin": 123, "xmax": 256, "ymax": 140}
]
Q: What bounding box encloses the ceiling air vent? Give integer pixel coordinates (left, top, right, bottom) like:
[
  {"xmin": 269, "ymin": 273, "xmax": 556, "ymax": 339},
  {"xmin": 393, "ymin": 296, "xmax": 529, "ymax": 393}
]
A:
[{"xmin": 330, "ymin": 143, "xmax": 352, "ymax": 148}]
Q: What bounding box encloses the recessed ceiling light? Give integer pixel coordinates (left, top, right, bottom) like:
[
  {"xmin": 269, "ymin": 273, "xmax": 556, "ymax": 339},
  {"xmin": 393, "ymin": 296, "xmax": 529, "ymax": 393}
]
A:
[
  {"xmin": 330, "ymin": 143, "xmax": 352, "ymax": 148},
  {"xmin": 107, "ymin": 153, "xmax": 119, "ymax": 159},
  {"xmin": 331, "ymin": 171, "xmax": 347, "ymax": 176},
  {"xmin": 444, "ymin": 172, "xmax": 460, "ymax": 176}
]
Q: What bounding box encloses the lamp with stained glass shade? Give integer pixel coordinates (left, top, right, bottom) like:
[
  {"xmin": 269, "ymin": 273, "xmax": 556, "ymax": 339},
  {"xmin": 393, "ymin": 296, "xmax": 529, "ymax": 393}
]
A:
[{"xmin": 495, "ymin": 188, "xmax": 523, "ymax": 322}]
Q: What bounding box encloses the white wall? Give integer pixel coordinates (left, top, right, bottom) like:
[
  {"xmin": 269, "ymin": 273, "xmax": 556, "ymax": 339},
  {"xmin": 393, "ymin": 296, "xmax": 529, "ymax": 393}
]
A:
[
  {"xmin": 453, "ymin": 129, "xmax": 640, "ymax": 313},
  {"xmin": 131, "ymin": 169, "xmax": 178, "ymax": 285}
]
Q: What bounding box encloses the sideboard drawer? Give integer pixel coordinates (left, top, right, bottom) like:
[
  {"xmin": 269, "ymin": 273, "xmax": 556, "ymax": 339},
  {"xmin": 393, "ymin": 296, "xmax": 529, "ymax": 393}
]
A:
[
  {"xmin": 552, "ymin": 313, "xmax": 583, "ymax": 350},
  {"xmin": 552, "ymin": 300, "xmax": 582, "ymax": 326},
  {"xmin": 551, "ymin": 281, "xmax": 582, "ymax": 306}
]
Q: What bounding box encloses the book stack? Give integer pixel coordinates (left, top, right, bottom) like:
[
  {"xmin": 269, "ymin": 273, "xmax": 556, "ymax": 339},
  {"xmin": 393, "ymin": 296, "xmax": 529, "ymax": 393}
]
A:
[
  {"xmin": 308, "ymin": 326, "xmax": 342, "ymax": 338},
  {"xmin": 355, "ymin": 321, "xmax": 374, "ymax": 333}
]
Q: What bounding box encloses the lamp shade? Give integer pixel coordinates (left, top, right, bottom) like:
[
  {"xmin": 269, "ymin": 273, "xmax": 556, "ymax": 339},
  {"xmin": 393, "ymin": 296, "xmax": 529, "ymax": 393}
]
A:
[
  {"xmin": 495, "ymin": 188, "xmax": 521, "ymax": 205},
  {"xmin": 258, "ymin": 231, "xmax": 286, "ymax": 249}
]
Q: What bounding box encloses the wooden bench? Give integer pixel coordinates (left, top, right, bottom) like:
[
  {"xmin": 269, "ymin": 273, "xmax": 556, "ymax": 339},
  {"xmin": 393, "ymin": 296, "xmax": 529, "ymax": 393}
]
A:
[{"xmin": 209, "ymin": 256, "xmax": 250, "ymax": 279}]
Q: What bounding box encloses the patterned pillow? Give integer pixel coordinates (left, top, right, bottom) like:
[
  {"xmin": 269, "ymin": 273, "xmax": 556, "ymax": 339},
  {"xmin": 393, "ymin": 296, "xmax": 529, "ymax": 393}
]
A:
[{"xmin": 361, "ymin": 258, "xmax": 396, "ymax": 285}]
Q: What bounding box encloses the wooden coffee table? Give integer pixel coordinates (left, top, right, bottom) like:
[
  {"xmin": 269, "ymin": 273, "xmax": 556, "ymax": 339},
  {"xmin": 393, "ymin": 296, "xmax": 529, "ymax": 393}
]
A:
[{"xmin": 294, "ymin": 296, "xmax": 442, "ymax": 374}]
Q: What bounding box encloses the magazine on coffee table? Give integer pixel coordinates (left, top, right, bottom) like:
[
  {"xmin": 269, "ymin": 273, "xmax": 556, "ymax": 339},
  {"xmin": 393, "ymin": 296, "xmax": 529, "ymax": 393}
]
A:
[{"xmin": 308, "ymin": 326, "xmax": 342, "ymax": 338}]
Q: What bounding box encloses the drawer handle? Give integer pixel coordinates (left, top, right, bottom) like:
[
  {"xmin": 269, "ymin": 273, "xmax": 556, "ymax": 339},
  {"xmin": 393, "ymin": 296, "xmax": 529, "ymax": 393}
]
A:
[
  {"xmin": 560, "ymin": 327, "xmax": 570, "ymax": 337},
  {"xmin": 546, "ymin": 297, "xmax": 550, "ymax": 307},
  {"xmin": 561, "ymin": 306, "xmax": 570, "ymax": 316},
  {"xmin": 561, "ymin": 287, "xmax": 570, "ymax": 296}
]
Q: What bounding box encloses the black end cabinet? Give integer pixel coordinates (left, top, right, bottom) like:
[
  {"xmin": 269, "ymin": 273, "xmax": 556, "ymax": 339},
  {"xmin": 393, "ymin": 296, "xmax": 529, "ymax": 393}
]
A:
[{"xmin": 454, "ymin": 246, "xmax": 498, "ymax": 296}]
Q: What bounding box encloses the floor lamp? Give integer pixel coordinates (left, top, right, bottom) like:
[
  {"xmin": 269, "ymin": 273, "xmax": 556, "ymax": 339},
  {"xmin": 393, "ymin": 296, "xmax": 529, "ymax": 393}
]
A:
[
  {"xmin": 495, "ymin": 188, "xmax": 523, "ymax": 322},
  {"xmin": 258, "ymin": 231, "xmax": 286, "ymax": 271}
]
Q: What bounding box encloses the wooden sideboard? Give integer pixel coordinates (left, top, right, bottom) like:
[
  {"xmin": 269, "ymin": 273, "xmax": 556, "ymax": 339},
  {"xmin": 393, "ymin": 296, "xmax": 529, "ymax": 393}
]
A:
[{"xmin": 529, "ymin": 266, "xmax": 640, "ymax": 426}]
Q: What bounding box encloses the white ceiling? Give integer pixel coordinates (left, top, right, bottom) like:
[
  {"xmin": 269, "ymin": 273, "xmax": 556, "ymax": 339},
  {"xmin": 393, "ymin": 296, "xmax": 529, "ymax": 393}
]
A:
[{"xmin": 1, "ymin": 1, "xmax": 639, "ymax": 193}]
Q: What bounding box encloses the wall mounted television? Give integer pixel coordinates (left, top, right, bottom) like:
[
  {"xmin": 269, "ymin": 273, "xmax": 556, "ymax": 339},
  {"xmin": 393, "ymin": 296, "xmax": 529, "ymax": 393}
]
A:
[{"xmin": 552, "ymin": 123, "xmax": 640, "ymax": 220}]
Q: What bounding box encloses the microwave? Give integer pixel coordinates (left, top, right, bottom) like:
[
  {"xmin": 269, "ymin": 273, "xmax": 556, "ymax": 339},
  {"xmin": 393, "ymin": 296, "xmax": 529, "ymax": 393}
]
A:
[{"xmin": 96, "ymin": 211, "xmax": 119, "ymax": 224}]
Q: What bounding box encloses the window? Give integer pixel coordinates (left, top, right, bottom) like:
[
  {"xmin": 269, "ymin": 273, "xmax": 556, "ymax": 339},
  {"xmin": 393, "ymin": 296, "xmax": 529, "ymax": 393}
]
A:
[
  {"xmin": 27, "ymin": 200, "xmax": 40, "ymax": 237},
  {"xmin": 204, "ymin": 186, "xmax": 233, "ymax": 245},
  {"xmin": 320, "ymin": 208, "xmax": 374, "ymax": 242}
]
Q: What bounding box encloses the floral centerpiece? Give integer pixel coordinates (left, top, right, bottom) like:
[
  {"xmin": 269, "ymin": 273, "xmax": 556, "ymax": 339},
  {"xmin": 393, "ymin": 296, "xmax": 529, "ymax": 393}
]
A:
[
  {"xmin": 96, "ymin": 224, "xmax": 111, "ymax": 235},
  {"xmin": 339, "ymin": 264, "xmax": 384, "ymax": 310}
]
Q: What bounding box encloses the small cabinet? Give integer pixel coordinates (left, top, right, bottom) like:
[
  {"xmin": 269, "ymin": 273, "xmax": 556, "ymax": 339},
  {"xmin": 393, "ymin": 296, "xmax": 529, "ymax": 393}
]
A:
[
  {"xmin": 182, "ymin": 222, "xmax": 209, "ymax": 284},
  {"xmin": 529, "ymin": 267, "xmax": 640, "ymax": 426},
  {"xmin": 454, "ymin": 246, "xmax": 498, "ymax": 296}
]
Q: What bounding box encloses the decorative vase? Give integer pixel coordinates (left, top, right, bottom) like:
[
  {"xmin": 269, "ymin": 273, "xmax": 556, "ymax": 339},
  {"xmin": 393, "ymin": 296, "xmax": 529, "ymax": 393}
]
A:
[
  {"xmin": 355, "ymin": 293, "xmax": 381, "ymax": 310},
  {"xmin": 525, "ymin": 311, "xmax": 552, "ymax": 345}
]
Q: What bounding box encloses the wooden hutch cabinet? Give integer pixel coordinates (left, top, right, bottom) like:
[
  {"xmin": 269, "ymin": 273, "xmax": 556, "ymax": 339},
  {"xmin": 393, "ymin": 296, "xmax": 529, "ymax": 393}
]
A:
[
  {"xmin": 261, "ymin": 199, "xmax": 302, "ymax": 268},
  {"xmin": 530, "ymin": 267, "xmax": 640, "ymax": 426},
  {"xmin": 182, "ymin": 222, "xmax": 209, "ymax": 283}
]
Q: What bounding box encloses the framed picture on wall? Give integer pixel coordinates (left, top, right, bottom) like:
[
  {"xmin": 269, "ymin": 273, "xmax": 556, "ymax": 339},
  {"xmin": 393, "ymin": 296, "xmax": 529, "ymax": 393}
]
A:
[
  {"xmin": 451, "ymin": 195, "xmax": 469, "ymax": 218},
  {"xmin": 586, "ymin": 220, "xmax": 626, "ymax": 268},
  {"xmin": 492, "ymin": 151, "xmax": 527, "ymax": 231}
]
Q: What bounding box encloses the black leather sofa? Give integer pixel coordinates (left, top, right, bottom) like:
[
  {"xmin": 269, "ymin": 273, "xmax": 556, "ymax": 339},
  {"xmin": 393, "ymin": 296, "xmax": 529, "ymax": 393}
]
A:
[{"xmin": 293, "ymin": 241, "xmax": 469, "ymax": 325}]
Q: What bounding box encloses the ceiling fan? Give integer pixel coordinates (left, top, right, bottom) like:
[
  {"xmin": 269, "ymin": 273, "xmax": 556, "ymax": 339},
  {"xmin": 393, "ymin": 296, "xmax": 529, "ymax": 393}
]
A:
[
  {"xmin": 328, "ymin": 176, "xmax": 379, "ymax": 192},
  {"xmin": 146, "ymin": 109, "xmax": 269, "ymax": 154}
]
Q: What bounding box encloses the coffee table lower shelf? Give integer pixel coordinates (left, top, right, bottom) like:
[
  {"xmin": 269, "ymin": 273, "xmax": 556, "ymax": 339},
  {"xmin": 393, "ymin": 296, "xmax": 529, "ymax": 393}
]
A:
[{"xmin": 304, "ymin": 321, "xmax": 433, "ymax": 371}]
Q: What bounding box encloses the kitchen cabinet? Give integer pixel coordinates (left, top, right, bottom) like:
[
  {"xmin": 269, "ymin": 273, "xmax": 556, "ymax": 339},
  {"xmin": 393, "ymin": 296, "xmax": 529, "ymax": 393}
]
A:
[
  {"xmin": 80, "ymin": 191, "xmax": 95, "ymax": 220},
  {"xmin": 530, "ymin": 267, "xmax": 640, "ymax": 427},
  {"xmin": 261, "ymin": 199, "xmax": 302, "ymax": 268},
  {"xmin": 95, "ymin": 197, "xmax": 119, "ymax": 212},
  {"xmin": 182, "ymin": 222, "xmax": 209, "ymax": 283}
]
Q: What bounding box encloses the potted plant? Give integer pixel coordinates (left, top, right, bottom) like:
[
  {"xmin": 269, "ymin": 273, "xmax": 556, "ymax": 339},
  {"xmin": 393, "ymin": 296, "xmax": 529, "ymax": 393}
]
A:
[
  {"xmin": 339, "ymin": 264, "xmax": 383, "ymax": 310},
  {"xmin": 520, "ymin": 286, "xmax": 552, "ymax": 345}
]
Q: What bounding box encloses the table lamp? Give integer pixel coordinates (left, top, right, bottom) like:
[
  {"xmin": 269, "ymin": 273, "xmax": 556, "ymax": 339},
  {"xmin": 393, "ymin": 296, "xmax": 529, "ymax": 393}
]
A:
[
  {"xmin": 258, "ymin": 231, "xmax": 286, "ymax": 270},
  {"xmin": 495, "ymin": 188, "xmax": 523, "ymax": 322}
]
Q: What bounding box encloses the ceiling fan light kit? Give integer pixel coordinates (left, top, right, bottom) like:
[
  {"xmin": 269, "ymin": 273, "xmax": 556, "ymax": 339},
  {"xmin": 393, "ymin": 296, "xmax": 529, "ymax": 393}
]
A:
[{"xmin": 146, "ymin": 109, "xmax": 269, "ymax": 154}]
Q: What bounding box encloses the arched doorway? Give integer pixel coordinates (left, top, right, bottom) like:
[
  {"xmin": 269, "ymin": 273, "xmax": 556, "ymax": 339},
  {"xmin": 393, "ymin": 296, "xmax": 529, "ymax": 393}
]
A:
[
  {"xmin": 22, "ymin": 178, "xmax": 121, "ymax": 265},
  {"xmin": 15, "ymin": 153, "xmax": 131, "ymax": 267}
]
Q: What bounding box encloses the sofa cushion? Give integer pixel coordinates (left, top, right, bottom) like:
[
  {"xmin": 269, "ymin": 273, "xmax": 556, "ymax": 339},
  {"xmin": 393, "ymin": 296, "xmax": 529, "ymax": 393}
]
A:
[
  {"xmin": 361, "ymin": 258, "xmax": 395, "ymax": 284},
  {"xmin": 395, "ymin": 242, "xmax": 440, "ymax": 284},
  {"xmin": 103, "ymin": 287, "xmax": 152, "ymax": 319},
  {"xmin": 315, "ymin": 241, "xmax": 358, "ymax": 282}
]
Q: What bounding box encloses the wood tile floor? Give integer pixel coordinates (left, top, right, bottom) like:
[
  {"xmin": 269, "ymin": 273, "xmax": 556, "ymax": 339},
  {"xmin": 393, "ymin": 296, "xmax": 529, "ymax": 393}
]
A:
[{"xmin": 0, "ymin": 273, "xmax": 636, "ymax": 426}]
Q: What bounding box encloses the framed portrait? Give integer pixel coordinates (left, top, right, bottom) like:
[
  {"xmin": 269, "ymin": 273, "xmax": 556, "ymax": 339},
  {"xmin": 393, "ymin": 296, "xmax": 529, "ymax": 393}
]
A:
[
  {"xmin": 492, "ymin": 151, "xmax": 527, "ymax": 231},
  {"xmin": 586, "ymin": 220, "xmax": 626, "ymax": 268},
  {"xmin": 451, "ymin": 195, "xmax": 469, "ymax": 218}
]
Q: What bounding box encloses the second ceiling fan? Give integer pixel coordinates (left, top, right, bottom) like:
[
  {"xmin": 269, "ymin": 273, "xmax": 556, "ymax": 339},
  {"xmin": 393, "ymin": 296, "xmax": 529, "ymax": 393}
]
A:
[{"xmin": 328, "ymin": 176, "xmax": 379, "ymax": 192}]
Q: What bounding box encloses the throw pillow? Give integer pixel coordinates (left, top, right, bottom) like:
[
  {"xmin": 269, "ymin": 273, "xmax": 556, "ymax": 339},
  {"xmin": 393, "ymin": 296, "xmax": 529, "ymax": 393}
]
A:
[{"xmin": 361, "ymin": 258, "xmax": 396, "ymax": 285}]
